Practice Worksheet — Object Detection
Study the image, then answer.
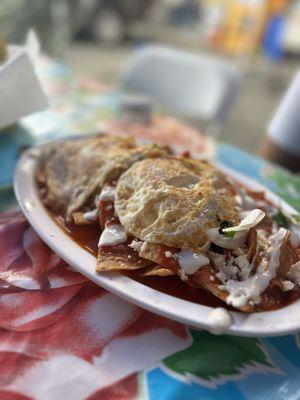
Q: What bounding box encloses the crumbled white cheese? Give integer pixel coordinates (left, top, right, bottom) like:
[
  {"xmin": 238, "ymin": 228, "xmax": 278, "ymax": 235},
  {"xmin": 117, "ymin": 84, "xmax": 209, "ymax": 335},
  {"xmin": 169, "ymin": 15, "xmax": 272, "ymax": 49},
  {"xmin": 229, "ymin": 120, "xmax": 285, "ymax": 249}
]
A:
[
  {"xmin": 222, "ymin": 260, "xmax": 239, "ymax": 278},
  {"xmin": 210, "ymin": 248, "xmax": 253, "ymax": 282},
  {"xmin": 128, "ymin": 239, "xmax": 143, "ymax": 252},
  {"xmin": 210, "ymin": 228, "xmax": 288, "ymax": 308},
  {"xmin": 178, "ymin": 268, "xmax": 188, "ymax": 281},
  {"xmin": 234, "ymin": 254, "xmax": 250, "ymax": 269},
  {"xmin": 105, "ymin": 204, "xmax": 113, "ymax": 211},
  {"xmin": 165, "ymin": 251, "xmax": 178, "ymax": 260},
  {"xmin": 235, "ymin": 254, "xmax": 253, "ymax": 280},
  {"xmin": 282, "ymin": 280, "xmax": 295, "ymax": 292},
  {"xmin": 224, "ymin": 228, "xmax": 287, "ymax": 308},
  {"xmin": 98, "ymin": 224, "xmax": 127, "ymax": 247}
]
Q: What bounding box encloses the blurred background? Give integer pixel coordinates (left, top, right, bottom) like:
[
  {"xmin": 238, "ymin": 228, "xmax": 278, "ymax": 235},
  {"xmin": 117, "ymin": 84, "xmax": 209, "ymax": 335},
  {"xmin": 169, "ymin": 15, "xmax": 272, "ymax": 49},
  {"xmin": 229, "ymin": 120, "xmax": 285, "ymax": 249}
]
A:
[{"xmin": 1, "ymin": 0, "xmax": 300, "ymax": 154}]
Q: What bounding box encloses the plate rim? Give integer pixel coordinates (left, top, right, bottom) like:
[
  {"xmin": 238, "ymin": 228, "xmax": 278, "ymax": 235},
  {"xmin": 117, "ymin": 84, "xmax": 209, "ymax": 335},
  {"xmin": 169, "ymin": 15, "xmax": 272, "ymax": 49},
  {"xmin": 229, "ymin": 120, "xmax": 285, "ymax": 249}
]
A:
[{"xmin": 13, "ymin": 145, "xmax": 300, "ymax": 337}]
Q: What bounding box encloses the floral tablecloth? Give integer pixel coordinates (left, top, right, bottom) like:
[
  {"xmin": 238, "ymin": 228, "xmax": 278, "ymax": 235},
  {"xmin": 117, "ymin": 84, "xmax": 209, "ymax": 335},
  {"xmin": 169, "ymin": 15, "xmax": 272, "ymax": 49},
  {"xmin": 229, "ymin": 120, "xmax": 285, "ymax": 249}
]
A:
[{"xmin": 1, "ymin": 57, "xmax": 300, "ymax": 400}]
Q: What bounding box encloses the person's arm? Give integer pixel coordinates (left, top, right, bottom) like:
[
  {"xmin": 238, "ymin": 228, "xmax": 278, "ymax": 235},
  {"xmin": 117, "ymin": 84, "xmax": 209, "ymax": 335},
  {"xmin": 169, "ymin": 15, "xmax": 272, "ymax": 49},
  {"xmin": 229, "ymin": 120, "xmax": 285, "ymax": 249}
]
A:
[
  {"xmin": 259, "ymin": 137, "xmax": 300, "ymax": 171},
  {"xmin": 259, "ymin": 71, "xmax": 300, "ymax": 172}
]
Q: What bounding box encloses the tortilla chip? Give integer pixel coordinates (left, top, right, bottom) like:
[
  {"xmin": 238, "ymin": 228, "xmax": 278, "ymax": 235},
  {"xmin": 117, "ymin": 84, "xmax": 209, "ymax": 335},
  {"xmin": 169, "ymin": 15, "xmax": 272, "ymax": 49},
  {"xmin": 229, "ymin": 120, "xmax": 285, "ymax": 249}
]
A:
[
  {"xmin": 38, "ymin": 134, "xmax": 170, "ymax": 220},
  {"xmin": 96, "ymin": 251, "xmax": 153, "ymax": 272},
  {"xmin": 143, "ymin": 265, "xmax": 174, "ymax": 277},
  {"xmin": 277, "ymin": 232, "xmax": 299, "ymax": 278},
  {"xmin": 192, "ymin": 236, "xmax": 300, "ymax": 312},
  {"xmin": 247, "ymin": 228, "xmax": 257, "ymax": 263},
  {"xmin": 192, "ymin": 266, "xmax": 255, "ymax": 312},
  {"xmin": 193, "ymin": 266, "xmax": 231, "ymax": 305},
  {"xmin": 72, "ymin": 212, "xmax": 96, "ymax": 226}
]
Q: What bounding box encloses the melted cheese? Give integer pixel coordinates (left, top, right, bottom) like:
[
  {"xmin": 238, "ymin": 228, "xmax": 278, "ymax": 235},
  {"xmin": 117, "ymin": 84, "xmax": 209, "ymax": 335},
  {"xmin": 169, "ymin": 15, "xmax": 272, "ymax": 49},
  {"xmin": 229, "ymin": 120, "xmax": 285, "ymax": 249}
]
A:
[
  {"xmin": 129, "ymin": 239, "xmax": 143, "ymax": 252},
  {"xmin": 178, "ymin": 250, "xmax": 209, "ymax": 275},
  {"xmin": 98, "ymin": 224, "xmax": 127, "ymax": 247}
]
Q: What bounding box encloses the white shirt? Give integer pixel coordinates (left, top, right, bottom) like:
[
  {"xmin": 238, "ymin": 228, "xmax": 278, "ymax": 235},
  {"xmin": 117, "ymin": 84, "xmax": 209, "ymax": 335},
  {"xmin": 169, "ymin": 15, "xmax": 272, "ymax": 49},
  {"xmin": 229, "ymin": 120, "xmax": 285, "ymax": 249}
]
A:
[{"xmin": 268, "ymin": 71, "xmax": 300, "ymax": 156}]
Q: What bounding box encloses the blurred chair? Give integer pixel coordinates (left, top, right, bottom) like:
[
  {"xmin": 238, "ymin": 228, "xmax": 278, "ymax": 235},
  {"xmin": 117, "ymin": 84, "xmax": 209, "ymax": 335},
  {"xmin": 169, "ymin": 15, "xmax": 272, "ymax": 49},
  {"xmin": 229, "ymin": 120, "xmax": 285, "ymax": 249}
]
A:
[{"xmin": 120, "ymin": 46, "xmax": 240, "ymax": 137}]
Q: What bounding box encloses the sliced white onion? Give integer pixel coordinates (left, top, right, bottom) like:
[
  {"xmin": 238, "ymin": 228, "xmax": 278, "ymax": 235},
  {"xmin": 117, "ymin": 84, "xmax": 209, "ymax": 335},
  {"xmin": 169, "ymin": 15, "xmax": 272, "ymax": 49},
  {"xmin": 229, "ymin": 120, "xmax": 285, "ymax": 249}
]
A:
[
  {"xmin": 206, "ymin": 228, "xmax": 246, "ymax": 249},
  {"xmin": 222, "ymin": 209, "xmax": 265, "ymax": 233}
]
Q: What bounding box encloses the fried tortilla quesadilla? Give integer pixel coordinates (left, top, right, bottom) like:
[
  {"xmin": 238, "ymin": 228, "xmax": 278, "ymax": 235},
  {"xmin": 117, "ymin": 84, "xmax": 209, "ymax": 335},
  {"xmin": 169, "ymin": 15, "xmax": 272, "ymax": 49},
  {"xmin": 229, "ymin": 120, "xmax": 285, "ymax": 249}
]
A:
[
  {"xmin": 37, "ymin": 134, "xmax": 170, "ymax": 220},
  {"xmin": 37, "ymin": 134, "xmax": 300, "ymax": 313}
]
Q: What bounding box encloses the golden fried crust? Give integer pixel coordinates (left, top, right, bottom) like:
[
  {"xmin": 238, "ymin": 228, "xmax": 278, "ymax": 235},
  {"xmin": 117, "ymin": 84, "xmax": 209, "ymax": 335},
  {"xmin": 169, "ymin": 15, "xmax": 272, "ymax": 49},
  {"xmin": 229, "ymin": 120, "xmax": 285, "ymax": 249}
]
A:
[
  {"xmin": 96, "ymin": 250, "xmax": 172, "ymax": 278},
  {"xmin": 115, "ymin": 157, "xmax": 238, "ymax": 252},
  {"xmin": 38, "ymin": 134, "xmax": 169, "ymax": 220},
  {"xmin": 96, "ymin": 251, "xmax": 153, "ymax": 272},
  {"xmin": 142, "ymin": 265, "xmax": 174, "ymax": 277}
]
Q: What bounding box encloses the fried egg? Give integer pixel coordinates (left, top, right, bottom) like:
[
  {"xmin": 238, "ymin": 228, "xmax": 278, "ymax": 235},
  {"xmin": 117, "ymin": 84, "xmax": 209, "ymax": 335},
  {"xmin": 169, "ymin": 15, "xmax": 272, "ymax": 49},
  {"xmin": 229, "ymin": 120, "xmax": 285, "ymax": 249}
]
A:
[{"xmin": 115, "ymin": 157, "xmax": 239, "ymax": 252}]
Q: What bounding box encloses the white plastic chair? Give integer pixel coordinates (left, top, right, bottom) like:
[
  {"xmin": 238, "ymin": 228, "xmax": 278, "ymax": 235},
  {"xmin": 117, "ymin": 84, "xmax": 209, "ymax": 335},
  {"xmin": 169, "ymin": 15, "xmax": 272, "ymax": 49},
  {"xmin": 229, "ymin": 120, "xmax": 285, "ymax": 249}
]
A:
[{"xmin": 120, "ymin": 46, "xmax": 240, "ymax": 137}]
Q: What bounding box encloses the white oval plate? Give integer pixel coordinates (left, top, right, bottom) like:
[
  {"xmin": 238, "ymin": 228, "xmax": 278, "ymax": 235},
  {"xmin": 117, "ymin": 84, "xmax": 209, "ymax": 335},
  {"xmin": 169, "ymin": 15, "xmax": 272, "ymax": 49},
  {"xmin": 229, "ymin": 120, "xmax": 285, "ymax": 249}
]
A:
[{"xmin": 14, "ymin": 146, "xmax": 300, "ymax": 337}]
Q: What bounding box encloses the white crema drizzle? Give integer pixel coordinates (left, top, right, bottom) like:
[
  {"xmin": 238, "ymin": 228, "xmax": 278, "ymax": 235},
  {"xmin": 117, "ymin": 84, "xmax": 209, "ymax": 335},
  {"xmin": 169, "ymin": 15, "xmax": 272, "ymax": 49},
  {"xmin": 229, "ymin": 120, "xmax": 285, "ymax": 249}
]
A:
[
  {"xmin": 178, "ymin": 250, "xmax": 210, "ymax": 275},
  {"xmin": 99, "ymin": 186, "xmax": 116, "ymax": 202},
  {"xmin": 98, "ymin": 224, "xmax": 127, "ymax": 247},
  {"xmin": 208, "ymin": 308, "xmax": 232, "ymax": 335},
  {"xmin": 224, "ymin": 228, "xmax": 287, "ymax": 308},
  {"xmin": 83, "ymin": 208, "xmax": 98, "ymax": 222}
]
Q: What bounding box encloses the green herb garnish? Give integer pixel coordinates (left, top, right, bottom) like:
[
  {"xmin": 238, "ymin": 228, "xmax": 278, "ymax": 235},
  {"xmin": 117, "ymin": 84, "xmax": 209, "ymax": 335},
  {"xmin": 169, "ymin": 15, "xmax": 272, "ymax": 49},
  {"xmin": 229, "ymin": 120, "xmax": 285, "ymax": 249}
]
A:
[
  {"xmin": 151, "ymin": 143, "xmax": 159, "ymax": 149},
  {"xmin": 225, "ymin": 231, "xmax": 236, "ymax": 238},
  {"xmin": 219, "ymin": 221, "xmax": 236, "ymax": 238},
  {"xmin": 272, "ymin": 208, "xmax": 289, "ymax": 228}
]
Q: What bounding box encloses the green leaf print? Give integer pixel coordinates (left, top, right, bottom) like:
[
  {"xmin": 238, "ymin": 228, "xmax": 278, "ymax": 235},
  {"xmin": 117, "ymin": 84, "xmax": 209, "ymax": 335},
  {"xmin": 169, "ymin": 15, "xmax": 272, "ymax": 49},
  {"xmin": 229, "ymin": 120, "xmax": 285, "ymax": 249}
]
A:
[
  {"xmin": 163, "ymin": 330, "xmax": 276, "ymax": 385},
  {"xmin": 265, "ymin": 168, "xmax": 300, "ymax": 212}
]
